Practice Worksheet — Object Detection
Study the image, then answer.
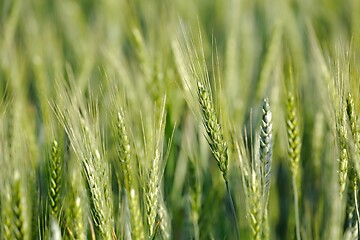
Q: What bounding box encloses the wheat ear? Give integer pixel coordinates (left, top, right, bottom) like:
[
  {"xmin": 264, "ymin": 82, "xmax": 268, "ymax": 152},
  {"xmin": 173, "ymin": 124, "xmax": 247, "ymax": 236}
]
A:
[
  {"xmin": 115, "ymin": 109, "xmax": 145, "ymax": 240},
  {"xmin": 146, "ymin": 149, "xmax": 160, "ymax": 237},
  {"xmin": 12, "ymin": 170, "xmax": 29, "ymax": 240},
  {"xmin": 249, "ymin": 169, "xmax": 262, "ymax": 240},
  {"xmin": 65, "ymin": 162, "xmax": 86, "ymax": 240},
  {"xmin": 197, "ymin": 80, "xmax": 240, "ymax": 239},
  {"xmin": 2, "ymin": 182, "xmax": 13, "ymax": 239},
  {"xmin": 259, "ymin": 97, "xmax": 273, "ymax": 240},
  {"xmin": 337, "ymin": 106, "xmax": 349, "ymax": 199},
  {"xmin": 345, "ymin": 93, "xmax": 360, "ymax": 229},
  {"xmin": 197, "ymin": 81, "xmax": 228, "ymax": 181},
  {"xmin": 54, "ymin": 86, "xmax": 114, "ymax": 239},
  {"xmin": 286, "ymin": 93, "xmax": 301, "ymax": 240},
  {"xmin": 49, "ymin": 140, "xmax": 62, "ymax": 218}
]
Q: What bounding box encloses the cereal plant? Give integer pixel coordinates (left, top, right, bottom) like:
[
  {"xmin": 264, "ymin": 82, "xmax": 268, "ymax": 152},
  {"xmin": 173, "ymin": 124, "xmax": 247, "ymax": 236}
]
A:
[{"xmin": 1, "ymin": 0, "xmax": 360, "ymax": 239}]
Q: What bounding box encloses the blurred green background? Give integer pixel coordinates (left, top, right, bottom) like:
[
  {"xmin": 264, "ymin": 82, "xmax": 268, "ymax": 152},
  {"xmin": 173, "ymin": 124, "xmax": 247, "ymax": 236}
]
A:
[{"xmin": 1, "ymin": 0, "xmax": 360, "ymax": 239}]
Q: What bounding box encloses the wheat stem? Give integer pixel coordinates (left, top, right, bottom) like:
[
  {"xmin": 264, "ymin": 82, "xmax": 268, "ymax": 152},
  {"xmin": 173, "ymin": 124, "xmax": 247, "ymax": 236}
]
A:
[{"xmin": 292, "ymin": 176, "xmax": 301, "ymax": 240}]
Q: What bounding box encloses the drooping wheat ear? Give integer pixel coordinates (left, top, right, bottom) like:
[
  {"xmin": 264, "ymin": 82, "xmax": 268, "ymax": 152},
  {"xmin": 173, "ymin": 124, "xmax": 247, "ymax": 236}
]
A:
[
  {"xmin": 336, "ymin": 106, "xmax": 349, "ymax": 199},
  {"xmin": 287, "ymin": 93, "xmax": 301, "ymax": 179},
  {"xmin": 260, "ymin": 97, "xmax": 273, "ymax": 203},
  {"xmin": 259, "ymin": 97, "xmax": 273, "ymax": 240},
  {"xmin": 115, "ymin": 109, "xmax": 145, "ymax": 240},
  {"xmin": 12, "ymin": 170, "xmax": 29, "ymax": 240},
  {"xmin": 146, "ymin": 149, "xmax": 160, "ymax": 237},
  {"xmin": 286, "ymin": 93, "xmax": 301, "ymax": 240},
  {"xmin": 197, "ymin": 81, "xmax": 229, "ymax": 181},
  {"xmin": 49, "ymin": 139, "xmax": 62, "ymax": 218}
]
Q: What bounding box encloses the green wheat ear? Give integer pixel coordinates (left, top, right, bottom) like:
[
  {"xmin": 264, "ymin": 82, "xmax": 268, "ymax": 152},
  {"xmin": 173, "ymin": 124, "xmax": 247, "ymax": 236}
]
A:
[
  {"xmin": 345, "ymin": 93, "xmax": 360, "ymax": 229},
  {"xmin": 146, "ymin": 149, "xmax": 160, "ymax": 237},
  {"xmin": 196, "ymin": 80, "xmax": 240, "ymax": 239},
  {"xmin": 115, "ymin": 109, "xmax": 145, "ymax": 240},
  {"xmin": 12, "ymin": 170, "xmax": 30, "ymax": 240},
  {"xmin": 336, "ymin": 105, "xmax": 349, "ymax": 199},
  {"xmin": 49, "ymin": 139, "xmax": 62, "ymax": 218},
  {"xmin": 287, "ymin": 94, "xmax": 301, "ymax": 179},
  {"xmin": 249, "ymin": 169, "xmax": 262, "ymax": 240},
  {"xmin": 197, "ymin": 81, "xmax": 228, "ymax": 181},
  {"xmin": 260, "ymin": 97, "xmax": 273, "ymax": 202},
  {"xmin": 259, "ymin": 97, "xmax": 273, "ymax": 240},
  {"xmin": 286, "ymin": 92, "xmax": 302, "ymax": 240}
]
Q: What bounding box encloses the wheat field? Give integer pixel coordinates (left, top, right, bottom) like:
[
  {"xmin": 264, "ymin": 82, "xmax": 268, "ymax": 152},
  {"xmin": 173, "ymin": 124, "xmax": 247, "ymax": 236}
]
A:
[{"xmin": 1, "ymin": 0, "xmax": 360, "ymax": 239}]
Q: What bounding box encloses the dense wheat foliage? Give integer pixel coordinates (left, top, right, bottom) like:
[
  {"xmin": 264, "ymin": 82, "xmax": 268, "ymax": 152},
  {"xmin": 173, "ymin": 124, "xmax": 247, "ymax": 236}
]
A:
[{"xmin": 1, "ymin": 0, "xmax": 360, "ymax": 239}]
